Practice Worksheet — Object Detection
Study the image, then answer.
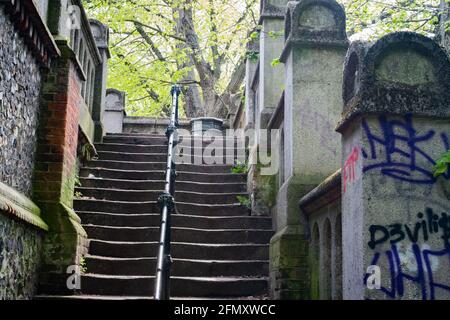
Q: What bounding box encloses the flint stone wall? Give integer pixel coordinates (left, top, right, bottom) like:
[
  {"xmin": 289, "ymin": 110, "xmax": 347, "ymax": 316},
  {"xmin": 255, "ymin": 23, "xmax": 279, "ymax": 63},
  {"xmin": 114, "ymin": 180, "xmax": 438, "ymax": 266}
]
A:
[
  {"xmin": 0, "ymin": 6, "xmax": 44, "ymax": 300},
  {"xmin": 0, "ymin": 6, "xmax": 42, "ymax": 197},
  {"xmin": 0, "ymin": 213, "xmax": 43, "ymax": 299}
]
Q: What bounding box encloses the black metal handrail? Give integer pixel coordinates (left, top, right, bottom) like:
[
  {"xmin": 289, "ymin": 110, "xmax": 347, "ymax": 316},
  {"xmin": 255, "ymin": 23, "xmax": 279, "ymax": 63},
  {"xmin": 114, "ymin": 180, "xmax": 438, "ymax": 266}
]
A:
[{"xmin": 154, "ymin": 84, "xmax": 181, "ymax": 300}]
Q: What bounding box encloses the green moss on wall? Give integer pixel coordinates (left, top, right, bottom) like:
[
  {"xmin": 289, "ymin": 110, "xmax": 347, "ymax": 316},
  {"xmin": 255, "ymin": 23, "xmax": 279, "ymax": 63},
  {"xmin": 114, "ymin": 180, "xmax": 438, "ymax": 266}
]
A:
[{"xmin": 254, "ymin": 163, "xmax": 278, "ymax": 209}]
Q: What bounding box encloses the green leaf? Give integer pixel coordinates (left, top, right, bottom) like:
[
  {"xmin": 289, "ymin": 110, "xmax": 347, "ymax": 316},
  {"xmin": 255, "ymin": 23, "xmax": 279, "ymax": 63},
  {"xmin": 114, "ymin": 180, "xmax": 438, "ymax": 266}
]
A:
[
  {"xmin": 250, "ymin": 31, "xmax": 260, "ymax": 39},
  {"xmin": 433, "ymin": 150, "xmax": 450, "ymax": 178},
  {"xmin": 267, "ymin": 30, "xmax": 283, "ymax": 39},
  {"xmin": 231, "ymin": 161, "xmax": 248, "ymax": 174},
  {"xmin": 246, "ymin": 51, "xmax": 259, "ymax": 62},
  {"xmin": 236, "ymin": 195, "xmax": 251, "ymax": 209},
  {"xmin": 271, "ymin": 58, "xmax": 280, "ymax": 67}
]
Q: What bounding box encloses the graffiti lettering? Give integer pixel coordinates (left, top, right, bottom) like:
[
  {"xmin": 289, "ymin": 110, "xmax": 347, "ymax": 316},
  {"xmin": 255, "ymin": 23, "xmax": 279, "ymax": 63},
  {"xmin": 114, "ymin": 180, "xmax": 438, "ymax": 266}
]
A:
[
  {"xmin": 368, "ymin": 208, "xmax": 450, "ymax": 250},
  {"xmin": 366, "ymin": 207, "xmax": 450, "ymax": 300},
  {"xmin": 362, "ymin": 114, "xmax": 449, "ymax": 184},
  {"xmin": 365, "ymin": 243, "xmax": 450, "ymax": 300},
  {"xmin": 343, "ymin": 146, "xmax": 360, "ymax": 193}
]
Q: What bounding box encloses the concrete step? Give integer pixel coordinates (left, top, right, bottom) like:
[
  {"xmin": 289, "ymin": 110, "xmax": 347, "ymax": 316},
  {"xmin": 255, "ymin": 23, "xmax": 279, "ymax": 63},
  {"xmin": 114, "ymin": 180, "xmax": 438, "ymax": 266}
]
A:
[
  {"xmin": 106, "ymin": 133, "xmax": 166, "ymax": 138},
  {"xmin": 85, "ymin": 256, "xmax": 269, "ymax": 277},
  {"xmin": 74, "ymin": 199, "xmax": 249, "ymax": 216},
  {"xmin": 96, "ymin": 143, "xmax": 168, "ymax": 154},
  {"xmin": 176, "ymin": 181, "xmax": 246, "ymax": 193},
  {"xmin": 177, "ymin": 172, "xmax": 246, "ymax": 183},
  {"xmin": 74, "ymin": 199, "xmax": 158, "ymax": 214},
  {"xmin": 77, "ymin": 212, "xmax": 272, "ymax": 229},
  {"xmin": 83, "ymin": 225, "xmax": 273, "ymax": 244},
  {"xmin": 86, "ymin": 160, "xmax": 166, "ymax": 171},
  {"xmin": 75, "ymin": 188, "xmax": 161, "ymax": 202},
  {"xmin": 103, "ymin": 135, "xmax": 244, "ymax": 148},
  {"xmin": 73, "ymin": 133, "xmax": 269, "ymax": 299},
  {"xmin": 79, "ymin": 178, "xmax": 246, "ymax": 193},
  {"xmin": 80, "ymin": 274, "xmax": 268, "ymax": 297},
  {"xmin": 97, "ymin": 151, "xmax": 167, "ymax": 162},
  {"xmin": 103, "ymin": 135, "xmax": 167, "ymax": 146},
  {"xmin": 106, "ymin": 133, "xmax": 243, "ymax": 140},
  {"xmin": 98, "ymin": 151, "xmax": 246, "ymax": 165},
  {"xmin": 75, "ymin": 187, "xmax": 247, "ymax": 204},
  {"xmin": 176, "ymin": 202, "xmax": 250, "ymax": 216},
  {"xmin": 96, "ymin": 143, "xmax": 245, "ymax": 155},
  {"xmin": 86, "ymin": 160, "xmax": 234, "ymax": 173},
  {"xmin": 78, "ymin": 212, "xmax": 158, "ymax": 228},
  {"xmin": 79, "ymin": 178, "xmax": 165, "ymax": 191},
  {"xmin": 79, "ymin": 168, "xmax": 246, "ymax": 183},
  {"xmin": 89, "ymin": 240, "xmax": 269, "ymax": 260},
  {"xmin": 79, "ymin": 168, "xmax": 164, "ymax": 180}
]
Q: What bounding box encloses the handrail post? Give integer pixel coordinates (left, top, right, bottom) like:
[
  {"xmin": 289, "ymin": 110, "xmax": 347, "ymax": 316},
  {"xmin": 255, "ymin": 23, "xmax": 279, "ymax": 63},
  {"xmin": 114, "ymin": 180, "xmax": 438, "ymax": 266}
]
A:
[{"xmin": 154, "ymin": 84, "xmax": 181, "ymax": 300}]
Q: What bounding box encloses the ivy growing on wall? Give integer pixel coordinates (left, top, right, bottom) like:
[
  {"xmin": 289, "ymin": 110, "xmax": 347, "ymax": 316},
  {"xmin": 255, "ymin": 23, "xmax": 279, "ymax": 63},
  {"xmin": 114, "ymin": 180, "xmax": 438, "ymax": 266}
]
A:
[{"xmin": 434, "ymin": 150, "xmax": 450, "ymax": 177}]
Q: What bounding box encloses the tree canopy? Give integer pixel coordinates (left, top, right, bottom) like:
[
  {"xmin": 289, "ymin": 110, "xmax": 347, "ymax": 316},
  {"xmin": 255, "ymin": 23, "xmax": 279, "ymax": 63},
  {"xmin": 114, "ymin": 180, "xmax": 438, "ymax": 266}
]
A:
[{"xmin": 83, "ymin": 0, "xmax": 444, "ymax": 118}]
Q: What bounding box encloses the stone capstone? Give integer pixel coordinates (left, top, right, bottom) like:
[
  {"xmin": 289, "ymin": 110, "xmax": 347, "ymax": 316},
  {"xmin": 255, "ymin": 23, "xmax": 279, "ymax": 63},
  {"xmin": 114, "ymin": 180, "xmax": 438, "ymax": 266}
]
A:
[{"xmin": 337, "ymin": 32, "xmax": 450, "ymax": 132}]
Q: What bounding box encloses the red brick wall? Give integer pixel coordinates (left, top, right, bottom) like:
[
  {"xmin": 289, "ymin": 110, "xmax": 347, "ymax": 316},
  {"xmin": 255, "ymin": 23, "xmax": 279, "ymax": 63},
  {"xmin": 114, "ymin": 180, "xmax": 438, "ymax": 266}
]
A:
[
  {"xmin": 34, "ymin": 55, "xmax": 88, "ymax": 295},
  {"xmin": 35, "ymin": 61, "xmax": 81, "ymax": 207}
]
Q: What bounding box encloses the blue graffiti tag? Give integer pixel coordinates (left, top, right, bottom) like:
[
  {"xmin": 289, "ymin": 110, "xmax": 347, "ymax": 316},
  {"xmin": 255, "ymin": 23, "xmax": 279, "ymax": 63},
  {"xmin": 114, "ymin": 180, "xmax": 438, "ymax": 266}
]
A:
[
  {"xmin": 362, "ymin": 114, "xmax": 449, "ymax": 184},
  {"xmin": 365, "ymin": 243, "xmax": 450, "ymax": 300},
  {"xmin": 365, "ymin": 207, "xmax": 450, "ymax": 300}
]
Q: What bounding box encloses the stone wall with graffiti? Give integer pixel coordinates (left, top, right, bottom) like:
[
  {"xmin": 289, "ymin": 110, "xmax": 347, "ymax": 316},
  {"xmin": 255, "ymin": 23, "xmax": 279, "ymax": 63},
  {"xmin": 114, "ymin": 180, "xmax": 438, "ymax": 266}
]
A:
[
  {"xmin": 292, "ymin": 28, "xmax": 450, "ymax": 300},
  {"xmin": 341, "ymin": 115, "xmax": 449, "ymax": 300},
  {"xmin": 244, "ymin": 0, "xmax": 449, "ymax": 300},
  {"xmin": 337, "ymin": 32, "xmax": 450, "ymax": 300},
  {"xmin": 363, "ymin": 116, "xmax": 449, "ymax": 300}
]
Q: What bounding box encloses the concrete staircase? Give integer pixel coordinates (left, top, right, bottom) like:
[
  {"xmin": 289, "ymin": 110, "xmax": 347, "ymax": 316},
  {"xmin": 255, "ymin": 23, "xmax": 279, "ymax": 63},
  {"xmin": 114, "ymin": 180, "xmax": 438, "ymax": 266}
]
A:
[{"xmin": 67, "ymin": 133, "xmax": 272, "ymax": 299}]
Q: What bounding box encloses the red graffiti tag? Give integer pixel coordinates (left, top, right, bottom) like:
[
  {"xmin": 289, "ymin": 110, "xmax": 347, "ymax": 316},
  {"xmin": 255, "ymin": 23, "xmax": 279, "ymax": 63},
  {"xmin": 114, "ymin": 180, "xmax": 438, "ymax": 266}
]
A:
[{"xmin": 343, "ymin": 147, "xmax": 360, "ymax": 193}]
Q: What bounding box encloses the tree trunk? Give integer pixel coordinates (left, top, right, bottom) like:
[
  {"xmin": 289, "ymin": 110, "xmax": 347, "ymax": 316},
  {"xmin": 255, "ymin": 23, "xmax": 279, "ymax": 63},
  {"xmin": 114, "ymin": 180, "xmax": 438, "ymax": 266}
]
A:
[
  {"xmin": 172, "ymin": 6, "xmax": 203, "ymax": 117},
  {"xmin": 202, "ymin": 82, "xmax": 219, "ymax": 117},
  {"xmin": 438, "ymin": 0, "xmax": 450, "ymax": 53},
  {"xmin": 180, "ymin": 0, "xmax": 221, "ymax": 117}
]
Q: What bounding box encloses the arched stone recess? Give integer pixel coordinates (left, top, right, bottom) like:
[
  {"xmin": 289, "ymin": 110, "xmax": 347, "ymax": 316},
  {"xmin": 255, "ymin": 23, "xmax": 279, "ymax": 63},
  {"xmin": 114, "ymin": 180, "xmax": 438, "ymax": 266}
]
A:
[
  {"xmin": 306, "ymin": 208, "xmax": 342, "ymax": 300},
  {"xmin": 105, "ymin": 89, "xmax": 126, "ymax": 111},
  {"xmin": 338, "ymin": 32, "xmax": 450, "ymax": 131},
  {"xmin": 89, "ymin": 19, "xmax": 109, "ymax": 50},
  {"xmin": 310, "ymin": 223, "xmax": 321, "ymax": 299},
  {"xmin": 342, "ymin": 41, "xmax": 370, "ymax": 108},
  {"xmin": 322, "ymin": 218, "xmax": 332, "ymax": 300},
  {"xmin": 333, "ymin": 213, "xmax": 343, "ymax": 300},
  {"xmin": 104, "ymin": 89, "xmax": 126, "ymax": 133},
  {"xmin": 281, "ymin": 0, "xmax": 348, "ymax": 62}
]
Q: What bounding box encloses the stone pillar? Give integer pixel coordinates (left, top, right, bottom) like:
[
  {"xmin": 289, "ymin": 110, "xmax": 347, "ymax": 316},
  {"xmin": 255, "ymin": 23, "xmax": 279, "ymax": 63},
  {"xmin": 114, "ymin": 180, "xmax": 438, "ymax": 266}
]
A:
[
  {"xmin": 337, "ymin": 32, "xmax": 450, "ymax": 300},
  {"xmin": 244, "ymin": 34, "xmax": 260, "ymax": 131},
  {"xmin": 246, "ymin": 0, "xmax": 288, "ymax": 222},
  {"xmin": 33, "ymin": 1, "xmax": 91, "ymax": 294},
  {"xmin": 34, "ymin": 44, "xmax": 88, "ymax": 294},
  {"xmin": 46, "ymin": 0, "xmax": 72, "ymax": 38},
  {"xmin": 271, "ymin": 0, "xmax": 348, "ymax": 299},
  {"xmin": 257, "ymin": 0, "xmax": 289, "ymax": 133},
  {"xmin": 104, "ymin": 89, "xmax": 126, "ymax": 134},
  {"xmin": 89, "ymin": 19, "xmax": 111, "ymax": 142},
  {"xmin": 245, "ymin": 32, "xmax": 265, "ymax": 216}
]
